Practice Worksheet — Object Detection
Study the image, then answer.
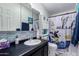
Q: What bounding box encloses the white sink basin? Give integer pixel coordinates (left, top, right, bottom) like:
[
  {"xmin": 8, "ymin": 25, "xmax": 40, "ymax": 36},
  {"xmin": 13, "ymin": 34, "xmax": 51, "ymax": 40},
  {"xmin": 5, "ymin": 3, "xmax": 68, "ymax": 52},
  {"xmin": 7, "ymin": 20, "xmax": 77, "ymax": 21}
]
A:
[{"xmin": 24, "ymin": 39, "xmax": 41, "ymax": 46}]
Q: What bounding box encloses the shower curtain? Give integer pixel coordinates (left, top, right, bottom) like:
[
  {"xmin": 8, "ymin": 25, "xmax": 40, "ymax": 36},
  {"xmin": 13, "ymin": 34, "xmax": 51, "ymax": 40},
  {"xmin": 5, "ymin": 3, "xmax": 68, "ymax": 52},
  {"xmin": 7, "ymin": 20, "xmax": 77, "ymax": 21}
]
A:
[{"xmin": 48, "ymin": 13, "xmax": 76, "ymax": 43}]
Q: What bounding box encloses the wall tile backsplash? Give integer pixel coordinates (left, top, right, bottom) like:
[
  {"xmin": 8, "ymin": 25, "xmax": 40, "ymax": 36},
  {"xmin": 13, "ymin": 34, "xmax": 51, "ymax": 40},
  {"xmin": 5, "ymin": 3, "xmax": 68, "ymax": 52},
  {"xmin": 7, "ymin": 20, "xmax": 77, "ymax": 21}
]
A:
[{"xmin": 0, "ymin": 31, "xmax": 36, "ymax": 42}]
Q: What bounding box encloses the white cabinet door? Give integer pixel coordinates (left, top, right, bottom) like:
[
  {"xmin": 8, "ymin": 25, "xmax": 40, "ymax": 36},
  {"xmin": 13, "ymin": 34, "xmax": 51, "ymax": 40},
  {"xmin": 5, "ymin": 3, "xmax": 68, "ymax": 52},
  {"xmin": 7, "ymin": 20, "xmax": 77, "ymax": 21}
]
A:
[
  {"xmin": 2, "ymin": 8, "xmax": 8, "ymax": 31},
  {"xmin": 0, "ymin": 16, "xmax": 2, "ymax": 31},
  {"xmin": 0, "ymin": 4, "xmax": 21, "ymax": 31},
  {"xmin": 0, "ymin": 7, "xmax": 2, "ymax": 31}
]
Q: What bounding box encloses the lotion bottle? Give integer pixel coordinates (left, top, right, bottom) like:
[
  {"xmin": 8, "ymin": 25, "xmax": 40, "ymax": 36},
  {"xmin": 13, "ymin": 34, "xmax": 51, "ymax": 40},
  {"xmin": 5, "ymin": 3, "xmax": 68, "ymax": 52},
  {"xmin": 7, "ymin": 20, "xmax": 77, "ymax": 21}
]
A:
[{"xmin": 15, "ymin": 35, "xmax": 19, "ymax": 45}]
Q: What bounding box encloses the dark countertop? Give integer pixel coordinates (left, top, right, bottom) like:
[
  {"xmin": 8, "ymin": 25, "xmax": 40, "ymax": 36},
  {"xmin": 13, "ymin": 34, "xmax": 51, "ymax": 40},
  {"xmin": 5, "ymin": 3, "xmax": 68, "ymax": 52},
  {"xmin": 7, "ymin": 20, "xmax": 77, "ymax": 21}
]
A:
[{"xmin": 0, "ymin": 39, "xmax": 48, "ymax": 56}]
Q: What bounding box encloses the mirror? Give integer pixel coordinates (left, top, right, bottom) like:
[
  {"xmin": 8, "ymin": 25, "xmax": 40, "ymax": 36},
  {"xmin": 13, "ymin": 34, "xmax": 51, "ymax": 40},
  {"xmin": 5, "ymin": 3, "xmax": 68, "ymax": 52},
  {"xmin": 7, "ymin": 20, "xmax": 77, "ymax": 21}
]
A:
[
  {"xmin": 32, "ymin": 8, "xmax": 40, "ymax": 31},
  {"xmin": 0, "ymin": 3, "xmax": 33, "ymax": 31},
  {"xmin": 20, "ymin": 3, "xmax": 33, "ymax": 31}
]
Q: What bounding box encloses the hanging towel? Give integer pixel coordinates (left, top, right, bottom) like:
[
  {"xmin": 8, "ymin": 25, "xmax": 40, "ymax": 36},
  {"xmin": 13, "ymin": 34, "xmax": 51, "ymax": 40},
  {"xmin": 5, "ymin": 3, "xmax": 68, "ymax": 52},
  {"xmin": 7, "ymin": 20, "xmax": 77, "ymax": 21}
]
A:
[{"xmin": 71, "ymin": 12, "xmax": 79, "ymax": 46}]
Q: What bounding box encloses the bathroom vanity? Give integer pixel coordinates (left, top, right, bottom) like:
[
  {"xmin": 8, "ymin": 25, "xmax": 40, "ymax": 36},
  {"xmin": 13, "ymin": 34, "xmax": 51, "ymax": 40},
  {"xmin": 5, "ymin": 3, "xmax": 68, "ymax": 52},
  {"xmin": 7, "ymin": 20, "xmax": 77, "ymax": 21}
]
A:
[{"xmin": 0, "ymin": 39, "xmax": 48, "ymax": 56}]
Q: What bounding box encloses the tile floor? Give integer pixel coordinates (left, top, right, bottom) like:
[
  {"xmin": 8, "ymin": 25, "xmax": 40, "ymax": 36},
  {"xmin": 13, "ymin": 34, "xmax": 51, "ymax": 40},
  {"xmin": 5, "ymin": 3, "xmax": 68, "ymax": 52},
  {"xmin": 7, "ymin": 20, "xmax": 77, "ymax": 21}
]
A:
[
  {"xmin": 56, "ymin": 44, "xmax": 78, "ymax": 56},
  {"xmin": 49, "ymin": 44, "xmax": 79, "ymax": 56}
]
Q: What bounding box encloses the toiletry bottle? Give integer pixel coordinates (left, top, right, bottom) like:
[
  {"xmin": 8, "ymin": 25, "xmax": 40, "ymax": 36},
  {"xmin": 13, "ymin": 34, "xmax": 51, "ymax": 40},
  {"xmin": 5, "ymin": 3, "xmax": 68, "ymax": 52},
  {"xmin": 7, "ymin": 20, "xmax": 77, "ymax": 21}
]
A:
[{"xmin": 15, "ymin": 36, "xmax": 19, "ymax": 45}]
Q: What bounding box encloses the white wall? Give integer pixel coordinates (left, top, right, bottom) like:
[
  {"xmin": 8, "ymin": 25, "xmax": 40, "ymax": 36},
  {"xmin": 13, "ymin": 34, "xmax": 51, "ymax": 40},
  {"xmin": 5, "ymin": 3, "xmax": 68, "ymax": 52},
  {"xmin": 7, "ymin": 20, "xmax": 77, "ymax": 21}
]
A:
[{"xmin": 31, "ymin": 3, "xmax": 49, "ymax": 17}]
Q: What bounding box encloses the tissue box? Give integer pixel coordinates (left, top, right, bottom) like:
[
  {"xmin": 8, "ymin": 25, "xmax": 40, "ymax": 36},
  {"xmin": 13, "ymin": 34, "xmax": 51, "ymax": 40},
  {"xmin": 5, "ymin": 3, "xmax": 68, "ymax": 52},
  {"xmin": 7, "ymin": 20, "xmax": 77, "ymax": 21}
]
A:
[{"xmin": 0, "ymin": 40, "xmax": 10, "ymax": 49}]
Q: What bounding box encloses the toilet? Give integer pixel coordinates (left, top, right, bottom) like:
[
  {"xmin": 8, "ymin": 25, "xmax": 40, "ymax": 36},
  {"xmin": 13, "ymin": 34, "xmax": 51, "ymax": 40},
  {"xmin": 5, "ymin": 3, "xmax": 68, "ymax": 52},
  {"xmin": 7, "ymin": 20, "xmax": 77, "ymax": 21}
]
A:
[{"xmin": 48, "ymin": 42, "xmax": 57, "ymax": 56}]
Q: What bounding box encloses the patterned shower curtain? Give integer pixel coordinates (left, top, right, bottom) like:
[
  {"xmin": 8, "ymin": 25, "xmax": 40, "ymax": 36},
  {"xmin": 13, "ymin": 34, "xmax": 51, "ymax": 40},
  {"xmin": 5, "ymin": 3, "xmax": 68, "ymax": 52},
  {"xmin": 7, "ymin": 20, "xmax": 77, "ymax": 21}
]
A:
[{"xmin": 49, "ymin": 13, "xmax": 76, "ymax": 42}]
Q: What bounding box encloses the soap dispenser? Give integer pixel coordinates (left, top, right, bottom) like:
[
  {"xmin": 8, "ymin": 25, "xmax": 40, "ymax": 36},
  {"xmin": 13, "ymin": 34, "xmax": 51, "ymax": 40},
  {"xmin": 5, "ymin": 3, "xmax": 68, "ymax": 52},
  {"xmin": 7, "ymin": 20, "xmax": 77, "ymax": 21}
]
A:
[{"xmin": 15, "ymin": 35, "xmax": 19, "ymax": 45}]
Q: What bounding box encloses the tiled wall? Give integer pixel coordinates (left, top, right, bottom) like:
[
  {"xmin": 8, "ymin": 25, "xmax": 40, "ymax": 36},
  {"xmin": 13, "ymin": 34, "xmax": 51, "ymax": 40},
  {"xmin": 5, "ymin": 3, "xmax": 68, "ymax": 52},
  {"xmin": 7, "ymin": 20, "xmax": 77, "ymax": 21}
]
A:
[{"xmin": 0, "ymin": 31, "xmax": 36, "ymax": 42}]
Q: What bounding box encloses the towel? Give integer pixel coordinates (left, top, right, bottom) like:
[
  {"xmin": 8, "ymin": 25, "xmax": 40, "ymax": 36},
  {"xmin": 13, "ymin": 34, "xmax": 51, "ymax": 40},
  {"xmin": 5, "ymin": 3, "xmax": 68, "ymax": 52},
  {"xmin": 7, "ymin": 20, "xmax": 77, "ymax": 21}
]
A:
[{"xmin": 71, "ymin": 12, "xmax": 79, "ymax": 46}]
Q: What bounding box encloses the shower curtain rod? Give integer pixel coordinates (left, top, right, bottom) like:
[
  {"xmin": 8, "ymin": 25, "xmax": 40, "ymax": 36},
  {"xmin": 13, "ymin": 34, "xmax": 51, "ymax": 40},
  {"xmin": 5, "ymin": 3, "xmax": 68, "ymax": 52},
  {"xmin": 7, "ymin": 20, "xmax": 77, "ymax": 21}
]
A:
[{"xmin": 48, "ymin": 11, "xmax": 76, "ymax": 18}]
